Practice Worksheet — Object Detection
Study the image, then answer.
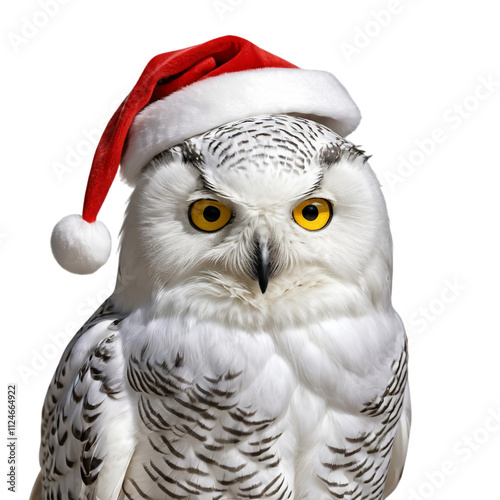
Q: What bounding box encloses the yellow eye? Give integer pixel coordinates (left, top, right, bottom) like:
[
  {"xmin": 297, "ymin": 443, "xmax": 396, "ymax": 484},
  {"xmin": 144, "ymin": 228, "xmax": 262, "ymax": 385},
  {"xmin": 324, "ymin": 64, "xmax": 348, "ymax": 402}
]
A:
[
  {"xmin": 293, "ymin": 198, "xmax": 332, "ymax": 231},
  {"xmin": 189, "ymin": 199, "xmax": 232, "ymax": 232}
]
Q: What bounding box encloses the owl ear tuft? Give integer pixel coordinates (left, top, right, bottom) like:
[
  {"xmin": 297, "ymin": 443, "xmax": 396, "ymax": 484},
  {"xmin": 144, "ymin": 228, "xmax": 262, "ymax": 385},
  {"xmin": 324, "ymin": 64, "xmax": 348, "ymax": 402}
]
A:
[{"xmin": 317, "ymin": 143, "xmax": 342, "ymax": 166}]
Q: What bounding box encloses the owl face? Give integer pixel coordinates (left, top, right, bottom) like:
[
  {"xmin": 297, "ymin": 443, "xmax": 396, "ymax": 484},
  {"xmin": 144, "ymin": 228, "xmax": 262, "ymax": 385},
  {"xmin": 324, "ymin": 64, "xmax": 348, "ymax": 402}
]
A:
[{"xmin": 118, "ymin": 115, "xmax": 393, "ymax": 326}]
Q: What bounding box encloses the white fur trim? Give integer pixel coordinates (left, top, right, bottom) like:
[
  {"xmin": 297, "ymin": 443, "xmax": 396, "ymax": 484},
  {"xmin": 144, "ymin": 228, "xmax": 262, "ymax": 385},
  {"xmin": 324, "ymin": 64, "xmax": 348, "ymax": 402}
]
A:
[
  {"xmin": 121, "ymin": 68, "xmax": 361, "ymax": 184},
  {"xmin": 51, "ymin": 214, "xmax": 111, "ymax": 274}
]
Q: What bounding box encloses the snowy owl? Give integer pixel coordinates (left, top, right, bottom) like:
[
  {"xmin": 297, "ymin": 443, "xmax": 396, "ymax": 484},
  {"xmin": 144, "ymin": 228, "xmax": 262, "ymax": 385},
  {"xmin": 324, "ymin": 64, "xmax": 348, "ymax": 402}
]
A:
[
  {"xmin": 32, "ymin": 36, "xmax": 410, "ymax": 500},
  {"xmin": 32, "ymin": 114, "xmax": 410, "ymax": 500}
]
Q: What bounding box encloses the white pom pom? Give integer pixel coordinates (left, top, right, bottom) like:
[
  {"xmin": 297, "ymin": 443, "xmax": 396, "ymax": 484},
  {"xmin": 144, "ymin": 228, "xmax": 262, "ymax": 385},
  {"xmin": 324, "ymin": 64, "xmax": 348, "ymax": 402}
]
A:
[{"xmin": 51, "ymin": 214, "xmax": 111, "ymax": 274}]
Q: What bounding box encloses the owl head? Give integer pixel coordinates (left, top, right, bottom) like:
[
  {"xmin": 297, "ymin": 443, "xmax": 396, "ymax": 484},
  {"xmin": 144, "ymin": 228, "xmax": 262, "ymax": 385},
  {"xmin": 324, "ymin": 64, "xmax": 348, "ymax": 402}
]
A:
[{"xmin": 116, "ymin": 114, "xmax": 392, "ymax": 328}]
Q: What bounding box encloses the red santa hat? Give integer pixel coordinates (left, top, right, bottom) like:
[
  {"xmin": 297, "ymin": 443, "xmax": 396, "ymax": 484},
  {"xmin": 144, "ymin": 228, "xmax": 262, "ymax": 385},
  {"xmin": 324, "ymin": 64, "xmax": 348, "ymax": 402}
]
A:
[{"xmin": 51, "ymin": 35, "xmax": 361, "ymax": 274}]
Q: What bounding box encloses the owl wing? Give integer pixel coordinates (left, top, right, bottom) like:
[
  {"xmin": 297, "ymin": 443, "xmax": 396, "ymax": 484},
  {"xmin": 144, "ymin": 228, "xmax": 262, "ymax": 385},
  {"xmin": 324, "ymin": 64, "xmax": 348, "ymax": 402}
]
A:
[
  {"xmin": 382, "ymin": 383, "xmax": 411, "ymax": 498},
  {"xmin": 33, "ymin": 298, "xmax": 136, "ymax": 500}
]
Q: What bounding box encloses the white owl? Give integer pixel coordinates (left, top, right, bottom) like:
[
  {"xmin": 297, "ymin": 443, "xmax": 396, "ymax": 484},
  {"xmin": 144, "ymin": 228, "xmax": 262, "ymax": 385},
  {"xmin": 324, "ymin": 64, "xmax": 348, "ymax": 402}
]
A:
[
  {"xmin": 32, "ymin": 113, "xmax": 410, "ymax": 500},
  {"xmin": 32, "ymin": 37, "xmax": 410, "ymax": 500}
]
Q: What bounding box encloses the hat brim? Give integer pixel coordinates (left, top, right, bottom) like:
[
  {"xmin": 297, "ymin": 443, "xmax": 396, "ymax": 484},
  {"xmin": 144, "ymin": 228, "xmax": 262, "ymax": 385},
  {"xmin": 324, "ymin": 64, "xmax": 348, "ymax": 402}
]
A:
[{"xmin": 120, "ymin": 67, "xmax": 361, "ymax": 184}]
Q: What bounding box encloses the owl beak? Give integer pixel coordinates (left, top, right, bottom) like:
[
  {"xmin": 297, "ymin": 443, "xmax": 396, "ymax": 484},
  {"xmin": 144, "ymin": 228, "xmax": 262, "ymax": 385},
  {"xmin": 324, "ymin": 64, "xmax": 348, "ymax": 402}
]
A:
[{"xmin": 253, "ymin": 240, "xmax": 270, "ymax": 294}]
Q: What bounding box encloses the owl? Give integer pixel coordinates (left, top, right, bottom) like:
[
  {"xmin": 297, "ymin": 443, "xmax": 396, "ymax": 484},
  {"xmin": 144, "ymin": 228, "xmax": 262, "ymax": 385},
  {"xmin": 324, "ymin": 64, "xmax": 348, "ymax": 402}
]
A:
[{"xmin": 31, "ymin": 113, "xmax": 410, "ymax": 500}]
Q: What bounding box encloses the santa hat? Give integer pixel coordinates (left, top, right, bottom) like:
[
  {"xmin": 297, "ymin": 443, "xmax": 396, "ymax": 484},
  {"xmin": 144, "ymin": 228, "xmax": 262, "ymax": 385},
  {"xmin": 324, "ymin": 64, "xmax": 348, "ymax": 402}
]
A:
[{"xmin": 51, "ymin": 35, "xmax": 361, "ymax": 274}]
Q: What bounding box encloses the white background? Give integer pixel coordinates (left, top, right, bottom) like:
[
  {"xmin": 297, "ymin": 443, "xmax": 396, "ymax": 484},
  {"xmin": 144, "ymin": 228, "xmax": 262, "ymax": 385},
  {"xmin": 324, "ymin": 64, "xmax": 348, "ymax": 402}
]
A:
[{"xmin": 2, "ymin": 1, "xmax": 499, "ymax": 498}]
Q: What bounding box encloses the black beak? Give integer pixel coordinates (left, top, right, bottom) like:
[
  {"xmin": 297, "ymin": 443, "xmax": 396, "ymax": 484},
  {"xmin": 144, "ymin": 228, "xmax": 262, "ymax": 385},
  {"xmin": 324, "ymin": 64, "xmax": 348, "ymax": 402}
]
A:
[{"xmin": 253, "ymin": 241, "xmax": 271, "ymax": 294}]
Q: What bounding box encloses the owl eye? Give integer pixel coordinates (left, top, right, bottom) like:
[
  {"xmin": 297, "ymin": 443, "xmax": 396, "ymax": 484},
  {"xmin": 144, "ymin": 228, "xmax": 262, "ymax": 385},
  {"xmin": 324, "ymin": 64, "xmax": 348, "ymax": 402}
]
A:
[
  {"xmin": 189, "ymin": 199, "xmax": 232, "ymax": 232},
  {"xmin": 292, "ymin": 198, "xmax": 333, "ymax": 231}
]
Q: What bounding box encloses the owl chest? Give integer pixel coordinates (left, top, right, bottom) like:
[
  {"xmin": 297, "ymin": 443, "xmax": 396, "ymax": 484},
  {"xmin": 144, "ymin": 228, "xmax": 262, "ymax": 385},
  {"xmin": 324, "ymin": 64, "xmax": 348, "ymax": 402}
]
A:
[
  {"xmin": 120, "ymin": 315, "xmax": 400, "ymax": 499},
  {"xmin": 122, "ymin": 320, "xmax": 298, "ymax": 498},
  {"xmin": 123, "ymin": 315, "xmax": 383, "ymax": 435},
  {"xmin": 123, "ymin": 315, "xmax": 371, "ymax": 423},
  {"xmin": 125, "ymin": 321, "xmax": 295, "ymax": 438}
]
